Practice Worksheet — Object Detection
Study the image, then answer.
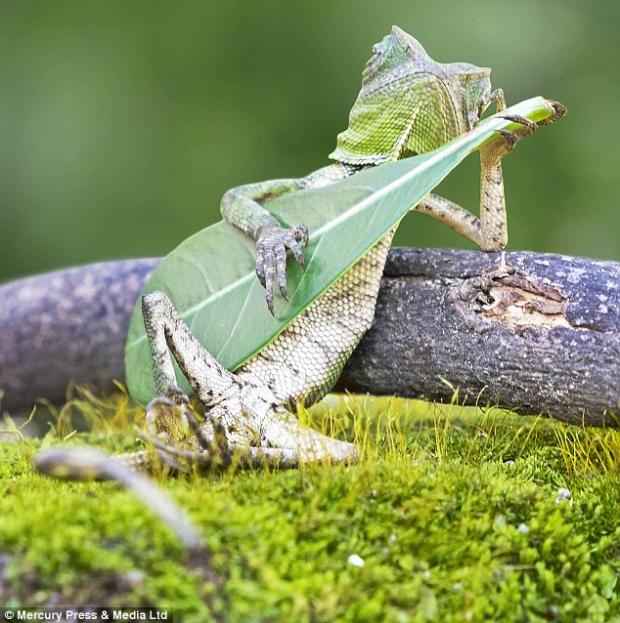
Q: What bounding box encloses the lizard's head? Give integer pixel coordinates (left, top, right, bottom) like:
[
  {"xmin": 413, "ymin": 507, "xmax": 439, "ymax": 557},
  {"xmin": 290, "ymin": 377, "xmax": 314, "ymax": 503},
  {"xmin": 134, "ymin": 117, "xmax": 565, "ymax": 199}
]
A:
[{"xmin": 330, "ymin": 26, "xmax": 493, "ymax": 165}]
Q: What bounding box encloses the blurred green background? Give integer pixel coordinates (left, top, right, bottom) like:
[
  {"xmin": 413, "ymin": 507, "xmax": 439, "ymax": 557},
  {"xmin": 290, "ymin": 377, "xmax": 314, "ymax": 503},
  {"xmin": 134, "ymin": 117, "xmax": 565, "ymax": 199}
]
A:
[{"xmin": 1, "ymin": 0, "xmax": 618, "ymax": 282}]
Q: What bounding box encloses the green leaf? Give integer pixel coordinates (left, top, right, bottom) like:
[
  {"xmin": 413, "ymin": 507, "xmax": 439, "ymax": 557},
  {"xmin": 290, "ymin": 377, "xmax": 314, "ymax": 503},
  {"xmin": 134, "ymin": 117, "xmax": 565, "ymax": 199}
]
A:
[{"xmin": 125, "ymin": 97, "xmax": 560, "ymax": 404}]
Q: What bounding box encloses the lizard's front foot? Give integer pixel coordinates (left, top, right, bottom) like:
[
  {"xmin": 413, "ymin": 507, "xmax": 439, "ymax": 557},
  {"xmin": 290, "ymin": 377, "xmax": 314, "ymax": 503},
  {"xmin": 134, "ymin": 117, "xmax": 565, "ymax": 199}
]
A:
[
  {"xmin": 492, "ymin": 114, "xmax": 539, "ymax": 157},
  {"xmin": 256, "ymin": 223, "xmax": 309, "ymax": 314},
  {"xmin": 485, "ymin": 116, "xmax": 538, "ymax": 166}
]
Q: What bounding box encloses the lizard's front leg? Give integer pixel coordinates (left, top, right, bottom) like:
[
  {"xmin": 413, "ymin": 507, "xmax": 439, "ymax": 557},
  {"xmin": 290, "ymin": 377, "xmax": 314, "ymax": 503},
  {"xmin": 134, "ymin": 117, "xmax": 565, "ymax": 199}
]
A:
[
  {"xmin": 415, "ymin": 98, "xmax": 565, "ymax": 251},
  {"xmin": 414, "ymin": 102, "xmax": 566, "ymax": 252},
  {"xmin": 220, "ymin": 164, "xmax": 350, "ymax": 313},
  {"xmin": 430, "ymin": 126, "xmax": 531, "ymax": 252},
  {"xmin": 220, "ymin": 178, "xmax": 309, "ymax": 314}
]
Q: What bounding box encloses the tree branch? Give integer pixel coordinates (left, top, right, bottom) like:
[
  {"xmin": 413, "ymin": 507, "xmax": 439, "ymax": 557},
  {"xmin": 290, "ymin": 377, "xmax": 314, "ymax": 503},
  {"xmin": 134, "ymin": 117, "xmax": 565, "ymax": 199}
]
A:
[{"xmin": 1, "ymin": 250, "xmax": 618, "ymax": 424}]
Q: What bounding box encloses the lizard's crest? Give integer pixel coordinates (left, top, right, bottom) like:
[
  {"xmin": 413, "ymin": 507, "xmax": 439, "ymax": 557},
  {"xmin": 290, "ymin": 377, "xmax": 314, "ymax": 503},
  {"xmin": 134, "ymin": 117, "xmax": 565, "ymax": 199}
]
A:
[{"xmin": 330, "ymin": 26, "xmax": 493, "ymax": 165}]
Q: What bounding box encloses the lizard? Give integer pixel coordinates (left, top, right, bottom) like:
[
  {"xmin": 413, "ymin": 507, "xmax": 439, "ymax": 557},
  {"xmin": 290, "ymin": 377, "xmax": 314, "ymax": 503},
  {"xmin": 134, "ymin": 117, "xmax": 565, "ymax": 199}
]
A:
[{"xmin": 35, "ymin": 26, "xmax": 565, "ymax": 478}]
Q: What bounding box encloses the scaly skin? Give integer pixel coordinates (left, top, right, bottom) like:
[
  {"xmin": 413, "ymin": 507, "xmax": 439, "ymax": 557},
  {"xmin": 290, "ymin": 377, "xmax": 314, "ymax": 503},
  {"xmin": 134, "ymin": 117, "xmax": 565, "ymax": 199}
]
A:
[{"xmin": 37, "ymin": 27, "xmax": 565, "ymax": 477}]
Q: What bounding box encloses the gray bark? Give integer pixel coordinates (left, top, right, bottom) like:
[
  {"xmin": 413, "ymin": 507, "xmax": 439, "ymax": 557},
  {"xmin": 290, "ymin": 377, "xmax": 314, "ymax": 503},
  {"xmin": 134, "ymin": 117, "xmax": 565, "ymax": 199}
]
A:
[
  {"xmin": 1, "ymin": 250, "xmax": 618, "ymax": 424},
  {"xmin": 0, "ymin": 259, "xmax": 159, "ymax": 413},
  {"xmin": 337, "ymin": 248, "xmax": 619, "ymax": 427}
]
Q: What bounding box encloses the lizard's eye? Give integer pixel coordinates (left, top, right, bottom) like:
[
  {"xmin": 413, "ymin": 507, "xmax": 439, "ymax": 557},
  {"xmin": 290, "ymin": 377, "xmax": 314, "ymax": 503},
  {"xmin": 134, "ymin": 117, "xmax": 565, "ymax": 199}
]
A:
[{"xmin": 372, "ymin": 44, "xmax": 383, "ymax": 56}]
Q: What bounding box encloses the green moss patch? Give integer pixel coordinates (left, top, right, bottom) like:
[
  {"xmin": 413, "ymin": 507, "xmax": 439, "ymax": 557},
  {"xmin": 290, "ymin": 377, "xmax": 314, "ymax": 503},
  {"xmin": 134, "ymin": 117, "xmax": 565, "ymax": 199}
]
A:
[{"xmin": 1, "ymin": 394, "xmax": 619, "ymax": 622}]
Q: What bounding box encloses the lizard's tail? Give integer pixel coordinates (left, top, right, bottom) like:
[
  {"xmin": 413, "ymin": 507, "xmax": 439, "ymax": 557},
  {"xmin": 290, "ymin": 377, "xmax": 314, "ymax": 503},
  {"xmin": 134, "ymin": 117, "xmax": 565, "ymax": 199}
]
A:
[{"xmin": 34, "ymin": 446, "xmax": 206, "ymax": 556}]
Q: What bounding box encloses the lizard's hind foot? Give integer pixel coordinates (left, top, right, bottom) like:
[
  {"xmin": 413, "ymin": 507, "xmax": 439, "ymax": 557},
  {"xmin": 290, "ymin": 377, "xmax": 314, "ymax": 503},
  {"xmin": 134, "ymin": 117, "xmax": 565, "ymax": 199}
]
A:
[
  {"xmin": 146, "ymin": 395, "xmax": 193, "ymax": 445},
  {"xmin": 141, "ymin": 397, "xmax": 359, "ymax": 472},
  {"xmin": 143, "ymin": 394, "xmax": 208, "ymax": 472}
]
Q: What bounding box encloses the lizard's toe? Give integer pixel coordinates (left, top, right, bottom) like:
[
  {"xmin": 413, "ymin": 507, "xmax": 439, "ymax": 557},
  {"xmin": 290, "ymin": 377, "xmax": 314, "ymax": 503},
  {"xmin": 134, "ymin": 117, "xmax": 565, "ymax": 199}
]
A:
[
  {"xmin": 248, "ymin": 439, "xmax": 358, "ymax": 469},
  {"xmin": 500, "ymin": 114, "xmax": 538, "ymax": 133},
  {"xmin": 255, "ymin": 245, "xmax": 267, "ymax": 287},
  {"xmin": 466, "ymin": 110, "xmax": 479, "ymax": 131},
  {"xmin": 261, "ymin": 248, "xmax": 277, "ymax": 315},
  {"xmin": 260, "ymin": 411, "xmax": 359, "ymax": 465},
  {"xmin": 300, "ymin": 434, "xmax": 359, "ymax": 465},
  {"xmin": 286, "ymin": 238, "xmax": 305, "ymax": 268},
  {"xmin": 275, "ymin": 245, "xmax": 288, "ymax": 300}
]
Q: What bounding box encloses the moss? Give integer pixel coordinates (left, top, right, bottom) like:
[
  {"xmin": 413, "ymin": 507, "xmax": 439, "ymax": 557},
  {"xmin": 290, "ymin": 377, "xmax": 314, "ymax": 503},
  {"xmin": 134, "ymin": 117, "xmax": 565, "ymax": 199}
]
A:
[{"xmin": 1, "ymin": 393, "xmax": 619, "ymax": 622}]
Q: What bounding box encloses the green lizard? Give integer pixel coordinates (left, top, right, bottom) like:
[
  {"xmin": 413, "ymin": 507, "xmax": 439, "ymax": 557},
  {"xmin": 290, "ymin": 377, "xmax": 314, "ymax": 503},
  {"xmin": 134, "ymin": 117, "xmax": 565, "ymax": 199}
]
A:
[{"xmin": 37, "ymin": 26, "xmax": 565, "ymax": 477}]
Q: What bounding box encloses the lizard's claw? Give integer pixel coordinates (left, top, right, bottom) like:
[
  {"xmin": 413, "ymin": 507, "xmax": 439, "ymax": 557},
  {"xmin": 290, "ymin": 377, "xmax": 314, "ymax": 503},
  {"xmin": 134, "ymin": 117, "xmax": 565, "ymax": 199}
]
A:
[{"xmin": 256, "ymin": 224, "xmax": 309, "ymax": 315}]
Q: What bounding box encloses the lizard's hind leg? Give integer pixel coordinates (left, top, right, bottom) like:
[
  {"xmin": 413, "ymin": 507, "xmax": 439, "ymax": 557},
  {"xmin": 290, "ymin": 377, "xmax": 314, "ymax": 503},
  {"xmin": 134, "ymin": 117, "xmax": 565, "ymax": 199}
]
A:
[
  {"xmin": 142, "ymin": 291, "xmax": 235, "ymax": 405},
  {"xmin": 141, "ymin": 291, "xmax": 235, "ymax": 456},
  {"xmin": 142, "ymin": 291, "xmax": 358, "ymax": 469}
]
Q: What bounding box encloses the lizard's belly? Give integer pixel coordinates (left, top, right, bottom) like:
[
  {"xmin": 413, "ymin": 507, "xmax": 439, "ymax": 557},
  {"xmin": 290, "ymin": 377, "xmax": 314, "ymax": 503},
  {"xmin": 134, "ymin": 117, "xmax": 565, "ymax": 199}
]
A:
[{"xmin": 239, "ymin": 229, "xmax": 396, "ymax": 407}]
